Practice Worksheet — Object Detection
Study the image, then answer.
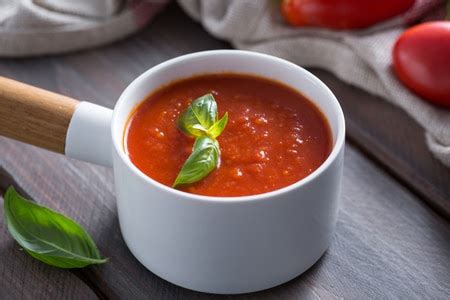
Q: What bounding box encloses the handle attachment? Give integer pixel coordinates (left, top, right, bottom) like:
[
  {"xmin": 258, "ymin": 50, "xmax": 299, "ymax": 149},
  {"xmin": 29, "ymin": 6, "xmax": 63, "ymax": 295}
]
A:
[
  {"xmin": 65, "ymin": 102, "xmax": 113, "ymax": 166},
  {"xmin": 0, "ymin": 77, "xmax": 113, "ymax": 167}
]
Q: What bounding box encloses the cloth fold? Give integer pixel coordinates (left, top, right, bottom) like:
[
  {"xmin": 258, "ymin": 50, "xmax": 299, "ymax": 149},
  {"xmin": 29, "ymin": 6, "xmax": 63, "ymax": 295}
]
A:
[
  {"xmin": 178, "ymin": 0, "xmax": 450, "ymax": 167},
  {"xmin": 0, "ymin": 0, "xmax": 167, "ymax": 56}
]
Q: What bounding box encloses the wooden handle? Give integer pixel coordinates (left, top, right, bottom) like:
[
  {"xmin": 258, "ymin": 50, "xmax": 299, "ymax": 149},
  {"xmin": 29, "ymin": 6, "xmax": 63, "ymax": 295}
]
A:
[{"xmin": 0, "ymin": 77, "xmax": 79, "ymax": 153}]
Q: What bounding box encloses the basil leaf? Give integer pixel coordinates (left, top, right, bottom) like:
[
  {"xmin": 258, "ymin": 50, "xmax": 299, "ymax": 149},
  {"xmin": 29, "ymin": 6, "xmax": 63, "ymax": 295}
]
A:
[
  {"xmin": 3, "ymin": 186, "xmax": 107, "ymax": 268},
  {"xmin": 177, "ymin": 94, "xmax": 218, "ymax": 137},
  {"xmin": 173, "ymin": 136, "xmax": 220, "ymax": 187},
  {"xmin": 207, "ymin": 112, "xmax": 228, "ymax": 139},
  {"xmin": 175, "ymin": 94, "xmax": 228, "ymax": 187}
]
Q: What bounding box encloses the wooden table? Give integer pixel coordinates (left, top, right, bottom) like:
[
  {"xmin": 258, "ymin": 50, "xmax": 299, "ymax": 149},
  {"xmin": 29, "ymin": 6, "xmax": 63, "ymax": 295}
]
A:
[{"xmin": 1, "ymin": 3, "xmax": 449, "ymax": 299}]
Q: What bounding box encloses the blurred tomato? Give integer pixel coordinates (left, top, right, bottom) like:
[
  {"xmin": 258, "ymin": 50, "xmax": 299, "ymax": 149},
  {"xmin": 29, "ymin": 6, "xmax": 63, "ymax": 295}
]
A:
[
  {"xmin": 281, "ymin": 0, "xmax": 415, "ymax": 29},
  {"xmin": 393, "ymin": 22, "xmax": 450, "ymax": 108}
]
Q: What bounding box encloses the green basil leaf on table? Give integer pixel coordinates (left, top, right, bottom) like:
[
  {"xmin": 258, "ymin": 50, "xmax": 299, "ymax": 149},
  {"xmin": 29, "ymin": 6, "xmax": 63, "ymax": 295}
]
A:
[
  {"xmin": 3, "ymin": 186, "xmax": 107, "ymax": 268},
  {"xmin": 177, "ymin": 93, "xmax": 218, "ymax": 137},
  {"xmin": 207, "ymin": 112, "xmax": 228, "ymax": 139},
  {"xmin": 173, "ymin": 136, "xmax": 220, "ymax": 187}
]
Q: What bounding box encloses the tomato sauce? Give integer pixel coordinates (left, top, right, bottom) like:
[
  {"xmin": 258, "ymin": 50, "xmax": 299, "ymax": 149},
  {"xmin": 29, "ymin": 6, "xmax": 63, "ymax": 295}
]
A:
[{"xmin": 125, "ymin": 74, "xmax": 332, "ymax": 197}]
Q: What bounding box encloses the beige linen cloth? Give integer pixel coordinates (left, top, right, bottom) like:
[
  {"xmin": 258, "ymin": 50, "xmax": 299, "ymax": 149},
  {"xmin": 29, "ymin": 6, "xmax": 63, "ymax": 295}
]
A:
[
  {"xmin": 0, "ymin": 0, "xmax": 167, "ymax": 56},
  {"xmin": 178, "ymin": 0, "xmax": 450, "ymax": 167}
]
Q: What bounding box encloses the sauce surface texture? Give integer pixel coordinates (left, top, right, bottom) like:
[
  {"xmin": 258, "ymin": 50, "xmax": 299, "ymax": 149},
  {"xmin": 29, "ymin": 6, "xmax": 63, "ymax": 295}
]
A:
[{"xmin": 125, "ymin": 74, "xmax": 332, "ymax": 197}]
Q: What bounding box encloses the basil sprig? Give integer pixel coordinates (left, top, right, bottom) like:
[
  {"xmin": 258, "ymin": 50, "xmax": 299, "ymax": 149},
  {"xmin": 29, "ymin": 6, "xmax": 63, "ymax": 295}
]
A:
[
  {"xmin": 174, "ymin": 94, "xmax": 228, "ymax": 187},
  {"xmin": 3, "ymin": 186, "xmax": 107, "ymax": 268}
]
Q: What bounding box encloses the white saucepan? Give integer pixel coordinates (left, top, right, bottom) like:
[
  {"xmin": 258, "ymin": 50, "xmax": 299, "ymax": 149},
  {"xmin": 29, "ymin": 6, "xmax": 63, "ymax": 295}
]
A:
[{"xmin": 0, "ymin": 50, "xmax": 345, "ymax": 294}]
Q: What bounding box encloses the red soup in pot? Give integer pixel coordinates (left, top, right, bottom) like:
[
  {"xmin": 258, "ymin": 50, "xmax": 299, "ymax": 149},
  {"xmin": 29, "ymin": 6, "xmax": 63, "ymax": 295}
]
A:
[{"xmin": 125, "ymin": 73, "xmax": 332, "ymax": 197}]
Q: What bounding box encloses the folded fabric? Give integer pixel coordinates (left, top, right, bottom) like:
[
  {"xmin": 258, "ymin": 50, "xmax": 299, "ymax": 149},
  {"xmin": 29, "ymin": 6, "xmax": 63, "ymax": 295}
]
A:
[
  {"xmin": 178, "ymin": 0, "xmax": 450, "ymax": 167},
  {"xmin": 0, "ymin": 0, "xmax": 167, "ymax": 56}
]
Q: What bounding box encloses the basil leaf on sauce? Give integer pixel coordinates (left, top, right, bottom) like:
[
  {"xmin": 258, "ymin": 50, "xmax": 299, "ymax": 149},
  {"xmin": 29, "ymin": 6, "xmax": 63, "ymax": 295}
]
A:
[
  {"xmin": 177, "ymin": 93, "xmax": 218, "ymax": 137},
  {"xmin": 173, "ymin": 136, "xmax": 220, "ymax": 187},
  {"xmin": 207, "ymin": 112, "xmax": 228, "ymax": 139},
  {"xmin": 174, "ymin": 93, "xmax": 228, "ymax": 187},
  {"xmin": 3, "ymin": 186, "xmax": 107, "ymax": 268}
]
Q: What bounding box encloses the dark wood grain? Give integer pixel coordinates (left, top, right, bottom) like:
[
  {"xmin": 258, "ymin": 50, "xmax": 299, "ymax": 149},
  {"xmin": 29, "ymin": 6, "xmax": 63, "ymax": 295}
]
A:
[
  {"xmin": 0, "ymin": 2, "xmax": 449, "ymax": 299},
  {"xmin": 0, "ymin": 241, "xmax": 97, "ymax": 300},
  {"xmin": 312, "ymin": 69, "xmax": 450, "ymax": 219},
  {"xmin": 1, "ymin": 140, "xmax": 449, "ymax": 299}
]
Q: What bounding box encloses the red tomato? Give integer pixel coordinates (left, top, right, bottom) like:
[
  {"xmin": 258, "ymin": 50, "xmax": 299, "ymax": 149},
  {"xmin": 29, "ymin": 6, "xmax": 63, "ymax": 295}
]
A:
[
  {"xmin": 393, "ymin": 22, "xmax": 450, "ymax": 108},
  {"xmin": 281, "ymin": 0, "xmax": 415, "ymax": 29}
]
